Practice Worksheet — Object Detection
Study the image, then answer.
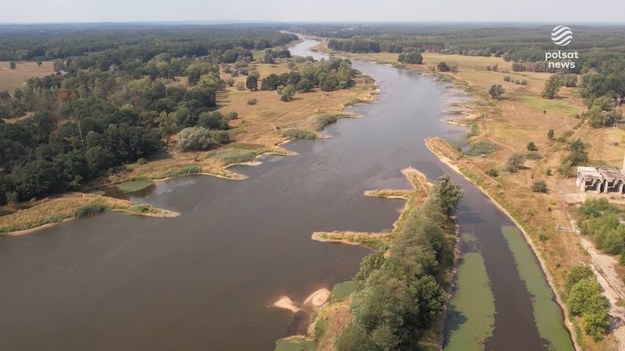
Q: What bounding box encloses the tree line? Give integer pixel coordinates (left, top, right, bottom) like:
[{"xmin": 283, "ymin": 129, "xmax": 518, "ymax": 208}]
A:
[{"xmin": 336, "ymin": 176, "xmax": 463, "ymax": 351}]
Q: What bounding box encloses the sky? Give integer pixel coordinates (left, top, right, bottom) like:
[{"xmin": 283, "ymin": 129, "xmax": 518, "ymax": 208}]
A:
[{"xmin": 2, "ymin": 0, "xmax": 625, "ymax": 24}]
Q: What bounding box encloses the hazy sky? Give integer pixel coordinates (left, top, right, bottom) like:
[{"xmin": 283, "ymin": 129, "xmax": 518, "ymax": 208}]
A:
[{"xmin": 3, "ymin": 0, "xmax": 625, "ymax": 23}]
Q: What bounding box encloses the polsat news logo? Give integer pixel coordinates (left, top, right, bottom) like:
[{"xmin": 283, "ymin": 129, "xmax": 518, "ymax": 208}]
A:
[
  {"xmin": 545, "ymin": 25, "xmax": 578, "ymax": 69},
  {"xmin": 551, "ymin": 25, "xmax": 573, "ymax": 46}
]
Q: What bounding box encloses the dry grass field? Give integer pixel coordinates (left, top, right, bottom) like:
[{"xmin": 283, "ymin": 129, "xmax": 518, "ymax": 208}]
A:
[{"xmin": 0, "ymin": 61, "xmax": 55, "ymax": 91}]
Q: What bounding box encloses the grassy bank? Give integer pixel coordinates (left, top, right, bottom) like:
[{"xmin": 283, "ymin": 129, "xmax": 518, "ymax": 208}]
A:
[{"xmin": 0, "ymin": 193, "xmax": 178, "ymax": 236}]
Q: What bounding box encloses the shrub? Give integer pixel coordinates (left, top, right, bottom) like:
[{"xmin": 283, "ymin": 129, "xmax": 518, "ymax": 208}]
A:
[
  {"xmin": 247, "ymin": 98, "xmax": 258, "ymax": 105},
  {"xmin": 176, "ymin": 127, "xmax": 215, "ymax": 152},
  {"xmin": 527, "ymin": 141, "xmax": 538, "ymax": 151},
  {"xmin": 465, "ymin": 140, "xmax": 498, "ymax": 156},
  {"xmin": 505, "ymin": 153, "xmax": 525, "ymax": 172},
  {"xmin": 486, "ymin": 168, "xmax": 499, "ymax": 177},
  {"xmin": 437, "ymin": 61, "xmax": 451, "ymax": 72},
  {"xmin": 503, "ymin": 76, "xmax": 511, "ymax": 82},
  {"xmin": 74, "ymin": 203, "xmax": 107, "ymax": 217},
  {"xmin": 158, "ymin": 166, "xmax": 202, "ymax": 178},
  {"xmin": 531, "ymin": 180, "xmax": 548, "ymax": 193},
  {"xmin": 282, "ymin": 129, "xmax": 316, "ymax": 139},
  {"xmin": 212, "ymin": 149, "xmax": 257, "ymax": 165}
]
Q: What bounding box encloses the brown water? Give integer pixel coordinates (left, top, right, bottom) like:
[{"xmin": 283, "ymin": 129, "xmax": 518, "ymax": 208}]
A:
[{"xmin": 0, "ymin": 38, "xmax": 565, "ymax": 351}]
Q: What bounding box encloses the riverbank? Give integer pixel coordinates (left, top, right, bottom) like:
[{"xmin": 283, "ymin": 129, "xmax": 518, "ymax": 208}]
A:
[
  {"xmin": 277, "ymin": 166, "xmax": 458, "ymax": 351},
  {"xmin": 427, "ymin": 137, "xmax": 582, "ymax": 349},
  {"xmin": 0, "ymin": 193, "xmax": 179, "ymax": 236},
  {"xmin": 318, "ymin": 42, "xmax": 617, "ymax": 349},
  {"xmin": 0, "ymin": 56, "xmax": 378, "ymax": 236}
]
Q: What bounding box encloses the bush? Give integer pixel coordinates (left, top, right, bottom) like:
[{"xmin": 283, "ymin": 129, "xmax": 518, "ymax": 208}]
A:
[
  {"xmin": 465, "ymin": 140, "xmax": 498, "ymax": 156},
  {"xmin": 503, "ymin": 76, "xmax": 511, "ymax": 82},
  {"xmin": 176, "ymin": 127, "xmax": 215, "ymax": 151},
  {"xmin": 437, "ymin": 61, "xmax": 451, "ymax": 72},
  {"xmin": 74, "ymin": 203, "xmax": 107, "ymax": 217},
  {"xmin": 212, "ymin": 149, "xmax": 257, "ymax": 165},
  {"xmin": 527, "ymin": 141, "xmax": 538, "ymax": 151},
  {"xmin": 247, "ymin": 98, "xmax": 258, "ymax": 105},
  {"xmin": 486, "ymin": 168, "xmax": 499, "ymax": 177},
  {"xmin": 282, "ymin": 129, "xmax": 316, "ymax": 139},
  {"xmin": 158, "ymin": 166, "xmax": 202, "ymax": 178},
  {"xmin": 505, "ymin": 153, "xmax": 525, "ymax": 172},
  {"xmin": 531, "ymin": 180, "xmax": 548, "ymax": 193}
]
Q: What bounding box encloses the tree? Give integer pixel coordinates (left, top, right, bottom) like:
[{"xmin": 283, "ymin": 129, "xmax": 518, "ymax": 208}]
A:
[
  {"xmin": 547, "ymin": 129, "xmax": 555, "ymax": 140},
  {"xmin": 280, "ymin": 84, "xmax": 296, "ymax": 102},
  {"xmin": 565, "ymin": 265, "xmax": 594, "ymax": 292},
  {"xmin": 430, "ymin": 175, "xmax": 464, "ymax": 217},
  {"xmin": 583, "ymin": 310, "xmax": 609, "ymax": 341},
  {"xmin": 176, "ymin": 127, "xmax": 214, "ymax": 151},
  {"xmin": 437, "ymin": 62, "xmax": 450, "ymax": 72},
  {"xmin": 566, "ymin": 139, "xmax": 588, "ymax": 166},
  {"xmin": 296, "ymin": 78, "xmax": 314, "ymax": 92},
  {"xmin": 489, "ymin": 84, "xmax": 505, "ymax": 99},
  {"xmin": 505, "ymin": 153, "xmax": 525, "ymax": 172},
  {"xmin": 261, "ymin": 74, "xmax": 283, "ymax": 91},
  {"xmin": 158, "ymin": 111, "xmax": 178, "ymax": 145},
  {"xmin": 527, "ymin": 141, "xmax": 538, "ymax": 151},
  {"xmin": 398, "ymin": 51, "xmax": 423, "ymax": 64},
  {"xmin": 9, "ymin": 62, "xmax": 16, "ymax": 70},
  {"xmin": 568, "ymin": 279, "xmax": 603, "ymax": 315},
  {"xmin": 246, "ymin": 75, "xmax": 258, "ymax": 91},
  {"xmin": 542, "ymin": 75, "xmax": 563, "ymax": 99}
]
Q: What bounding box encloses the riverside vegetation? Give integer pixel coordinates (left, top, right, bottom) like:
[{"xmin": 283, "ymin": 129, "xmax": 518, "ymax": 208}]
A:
[
  {"xmin": 0, "ymin": 24, "xmax": 376, "ymax": 234},
  {"xmin": 278, "ymin": 173, "xmax": 463, "ymax": 351},
  {"xmin": 303, "ymin": 23, "xmax": 625, "ymax": 349}
]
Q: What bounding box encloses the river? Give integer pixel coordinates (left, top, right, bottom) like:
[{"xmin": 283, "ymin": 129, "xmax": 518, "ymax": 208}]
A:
[{"xmin": 0, "ymin": 38, "xmax": 570, "ymax": 351}]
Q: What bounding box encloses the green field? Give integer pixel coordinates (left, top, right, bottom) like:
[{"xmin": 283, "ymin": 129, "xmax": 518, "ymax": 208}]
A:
[
  {"xmin": 445, "ymin": 250, "xmax": 495, "ymax": 351},
  {"xmin": 274, "ymin": 336, "xmax": 315, "ymax": 351},
  {"xmin": 501, "ymin": 226, "xmax": 575, "ymax": 351},
  {"xmin": 516, "ymin": 95, "xmax": 580, "ymax": 116},
  {"xmin": 331, "ymin": 280, "xmax": 356, "ymax": 302}
]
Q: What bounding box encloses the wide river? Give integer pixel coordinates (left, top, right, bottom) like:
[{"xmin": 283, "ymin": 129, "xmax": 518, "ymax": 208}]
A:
[{"xmin": 0, "ymin": 39, "xmax": 568, "ymax": 350}]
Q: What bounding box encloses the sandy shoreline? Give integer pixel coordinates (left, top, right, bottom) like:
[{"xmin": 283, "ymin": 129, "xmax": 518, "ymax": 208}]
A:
[{"xmin": 272, "ymin": 288, "xmax": 331, "ymax": 313}]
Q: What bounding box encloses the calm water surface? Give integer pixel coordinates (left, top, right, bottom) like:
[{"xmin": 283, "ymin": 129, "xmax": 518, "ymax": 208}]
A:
[{"xmin": 0, "ymin": 38, "xmax": 564, "ymax": 351}]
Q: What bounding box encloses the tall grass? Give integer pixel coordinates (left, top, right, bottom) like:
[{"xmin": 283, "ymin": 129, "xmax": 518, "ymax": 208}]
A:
[
  {"xmin": 282, "ymin": 129, "xmax": 317, "ymax": 140},
  {"xmin": 314, "ymin": 115, "xmax": 339, "ymax": 131},
  {"xmin": 212, "ymin": 149, "xmax": 257, "ymax": 165},
  {"xmin": 157, "ymin": 166, "xmax": 202, "ymax": 179},
  {"xmin": 74, "ymin": 203, "xmax": 108, "ymax": 217},
  {"xmin": 0, "ymin": 214, "xmax": 72, "ymax": 234}
]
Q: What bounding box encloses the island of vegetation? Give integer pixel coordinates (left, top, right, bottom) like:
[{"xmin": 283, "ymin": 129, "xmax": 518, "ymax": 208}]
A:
[
  {"xmin": 275, "ymin": 170, "xmax": 464, "ymax": 351},
  {"xmin": 0, "ymin": 25, "xmax": 377, "ymax": 234}
]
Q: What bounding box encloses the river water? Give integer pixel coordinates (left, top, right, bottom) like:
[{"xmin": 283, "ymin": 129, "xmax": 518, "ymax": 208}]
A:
[{"xmin": 0, "ymin": 39, "xmax": 567, "ymax": 351}]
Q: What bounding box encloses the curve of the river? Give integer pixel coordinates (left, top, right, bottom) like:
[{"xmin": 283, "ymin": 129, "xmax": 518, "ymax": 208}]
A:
[{"xmin": 0, "ymin": 38, "xmax": 571, "ymax": 351}]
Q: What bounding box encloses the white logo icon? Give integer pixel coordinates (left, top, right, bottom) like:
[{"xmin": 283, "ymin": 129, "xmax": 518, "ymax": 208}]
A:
[{"xmin": 551, "ymin": 26, "xmax": 573, "ymax": 46}]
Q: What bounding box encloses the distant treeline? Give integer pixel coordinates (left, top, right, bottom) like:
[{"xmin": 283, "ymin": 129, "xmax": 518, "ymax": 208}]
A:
[
  {"xmin": 293, "ymin": 24, "xmax": 625, "ymax": 64},
  {"xmin": 0, "ymin": 24, "xmax": 297, "ymax": 61}
]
